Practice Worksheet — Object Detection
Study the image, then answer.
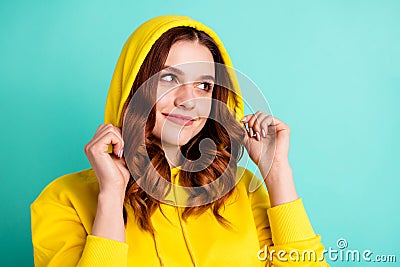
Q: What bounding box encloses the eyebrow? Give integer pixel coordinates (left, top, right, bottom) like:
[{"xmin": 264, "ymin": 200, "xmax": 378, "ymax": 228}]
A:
[{"xmin": 162, "ymin": 65, "xmax": 215, "ymax": 83}]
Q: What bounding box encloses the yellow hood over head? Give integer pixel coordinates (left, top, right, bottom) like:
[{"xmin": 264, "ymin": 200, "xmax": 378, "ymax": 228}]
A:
[{"xmin": 103, "ymin": 15, "xmax": 244, "ymax": 127}]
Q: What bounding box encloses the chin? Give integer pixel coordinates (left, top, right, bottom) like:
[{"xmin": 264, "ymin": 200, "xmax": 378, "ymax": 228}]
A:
[
  {"xmin": 166, "ymin": 134, "xmax": 194, "ymax": 147},
  {"xmin": 153, "ymin": 120, "xmax": 205, "ymax": 147}
]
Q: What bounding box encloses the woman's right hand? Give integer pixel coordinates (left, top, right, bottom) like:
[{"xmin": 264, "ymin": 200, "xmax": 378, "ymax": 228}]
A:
[
  {"xmin": 84, "ymin": 123, "xmax": 130, "ymax": 242},
  {"xmin": 84, "ymin": 124, "xmax": 130, "ymax": 198}
]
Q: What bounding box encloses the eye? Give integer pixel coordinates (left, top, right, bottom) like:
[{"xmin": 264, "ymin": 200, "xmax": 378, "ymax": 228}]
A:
[
  {"xmin": 197, "ymin": 82, "xmax": 213, "ymax": 92},
  {"xmin": 160, "ymin": 73, "xmax": 177, "ymax": 83}
]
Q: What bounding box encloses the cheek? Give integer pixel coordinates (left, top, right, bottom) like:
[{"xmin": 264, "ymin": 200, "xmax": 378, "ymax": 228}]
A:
[
  {"xmin": 197, "ymin": 97, "xmax": 213, "ymax": 118},
  {"xmin": 196, "ymin": 118, "xmax": 208, "ymax": 130},
  {"xmin": 152, "ymin": 111, "xmax": 164, "ymax": 138},
  {"xmin": 152, "ymin": 100, "xmax": 168, "ymax": 135}
]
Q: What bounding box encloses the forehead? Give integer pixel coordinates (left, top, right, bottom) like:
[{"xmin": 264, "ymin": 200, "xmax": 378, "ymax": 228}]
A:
[{"xmin": 164, "ymin": 41, "xmax": 215, "ymax": 76}]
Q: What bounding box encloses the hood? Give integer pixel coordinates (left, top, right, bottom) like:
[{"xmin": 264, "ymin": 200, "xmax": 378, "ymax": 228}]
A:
[{"xmin": 103, "ymin": 14, "xmax": 244, "ymax": 127}]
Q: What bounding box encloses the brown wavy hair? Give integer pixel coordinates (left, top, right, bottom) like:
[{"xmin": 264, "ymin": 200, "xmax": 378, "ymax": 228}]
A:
[{"xmin": 120, "ymin": 26, "xmax": 245, "ymax": 234}]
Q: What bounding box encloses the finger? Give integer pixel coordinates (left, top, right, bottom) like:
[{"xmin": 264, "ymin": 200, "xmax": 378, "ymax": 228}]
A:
[
  {"xmin": 109, "ymin": 126, "xmax": 124, "ymax": 158},
  {"xmin": 247, "ymin": 112, "xmax": 263, "ymax": 140},
  {"xmin": 85, "ymin": 124, "xmax": 111, "ymax": 155},
  {"xmin": 103, "ymin": 131, "xmax": 124, "ymax": 157},
  {"xmin": 240, "ymin": 114, "xmax": 253, "ymax": 123},
  {"xmin": 94, "ymin": 124, "xmax": 121, "ymax": 138},
  {"xmin": 91, "ymin": 124, "xmax": 123, "ymax": 145},
  {"xmin": 270, "ymin": 116, "xmax": 290, "ymax": 135},
  {"xmin": 240, "ymin": 122, "xmax": 250, "ymax": 145},
  {"xmin": 270, "ymin": 116, "xmax": 286, "ymax": 127},
  {"xmin": 91, "ymin": 131, "xmax": 123, "ymax": 155},
  {"xmin": 92, "ymin": 123, "xmax": 110, "ymax": 138},
  {"xmin": 89, "ymin": 127, "xmax": 124, "ymax": 156},
  {"xmin": 246, "ymin": 114, "xmax": 256, "ymax": 137},
  {"xmin": 259, "ymin": 114, "xmax": 275, "ymax": 137},
  {"xmin": 253, "ymin": 111, "xmax": 269, "ymax": 139},
  {"xmin": 240, "ymin": 115, "xmax": 251, "ymax": 134}
]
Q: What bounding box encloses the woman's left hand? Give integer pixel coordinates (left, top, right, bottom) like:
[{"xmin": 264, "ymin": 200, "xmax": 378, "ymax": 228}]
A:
[
  {"xmin": 241, "ymin": 112, "xmax": 290, "ymax": 169},
  {"xmin": 241, "ymin": 111, "xmax": 298, "ymax": 206}
]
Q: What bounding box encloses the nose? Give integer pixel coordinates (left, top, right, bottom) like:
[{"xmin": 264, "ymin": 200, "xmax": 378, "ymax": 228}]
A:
[{"xmin": 174, "ymin": 83, "xmax": 195, "ymax": 110}]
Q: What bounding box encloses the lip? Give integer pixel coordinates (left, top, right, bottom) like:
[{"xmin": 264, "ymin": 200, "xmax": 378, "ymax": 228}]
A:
[{"xmin": 162, "ymin": 113, "xmax": 196, "ymax": 126}]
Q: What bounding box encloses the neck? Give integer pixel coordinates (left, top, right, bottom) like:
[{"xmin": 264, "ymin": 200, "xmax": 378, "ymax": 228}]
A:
[
  {"xmin": 164, "ymin": 144, "xmax": 184, "ymax": 169},
  {"xmin": 154, "ymin": 138, "xmax": 183, "ymax": 169}
]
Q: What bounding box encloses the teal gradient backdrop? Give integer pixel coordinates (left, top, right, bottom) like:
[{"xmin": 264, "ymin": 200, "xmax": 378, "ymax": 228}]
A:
[{"xmin": 1, "ymin": 1, "xmax": 399, "ymax": 266}]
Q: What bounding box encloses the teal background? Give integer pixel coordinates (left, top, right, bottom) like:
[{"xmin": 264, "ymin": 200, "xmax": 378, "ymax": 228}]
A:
[{"xmin": 1, "ymin": 0, "xmax": 399, "ymax": 266}]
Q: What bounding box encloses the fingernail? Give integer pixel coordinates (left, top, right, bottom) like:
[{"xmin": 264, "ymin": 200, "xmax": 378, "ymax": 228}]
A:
[
  {"xmin": 256, "ymin": 132, "xmax": 260, "ymax": 141},
  {"xmin": 118, "ymin": 149, "xmax": 122, "ymax": 158},
  {"xmin": 262, "ymin": 129, "xmax": 266, "ymax": 138},
  {"xmin": 249, "ymin": 128, "xmax": 254, "ymax": 137},
  {"xmin": 120, "ymin": 149, "xmax": 124, "ymax": 158}
]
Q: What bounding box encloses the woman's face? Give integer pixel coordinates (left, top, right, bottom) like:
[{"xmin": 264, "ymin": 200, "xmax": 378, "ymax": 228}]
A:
[{"xmin": 152, "ymin": 40, "xmax": 215, "ymax": 147}]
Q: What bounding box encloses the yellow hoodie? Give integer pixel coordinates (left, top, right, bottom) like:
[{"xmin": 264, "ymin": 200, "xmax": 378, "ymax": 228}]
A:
[{"xmin": 31, "ymin": 15, "xmax": 329, "ymax": 267}]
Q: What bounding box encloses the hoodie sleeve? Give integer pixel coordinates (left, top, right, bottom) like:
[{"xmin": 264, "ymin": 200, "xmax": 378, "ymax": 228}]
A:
[
  {"xmin": 30, "ymin": 177, "xmax": 128, "ymax": 267},
  {"xmin": 243, "ymin": 168, "xmax": 330, "ymax": 266}
]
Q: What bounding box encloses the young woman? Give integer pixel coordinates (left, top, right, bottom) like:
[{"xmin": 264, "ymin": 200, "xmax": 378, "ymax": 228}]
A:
[{"xmin": 31, "ymin": 15, "xmax": 329, "ymax": 266}]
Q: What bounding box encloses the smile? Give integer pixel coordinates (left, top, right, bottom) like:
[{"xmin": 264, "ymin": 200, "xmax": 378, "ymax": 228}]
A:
[{"xmin": 162, "ymin": 113, "xmax": 196, "ymax": 126}]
